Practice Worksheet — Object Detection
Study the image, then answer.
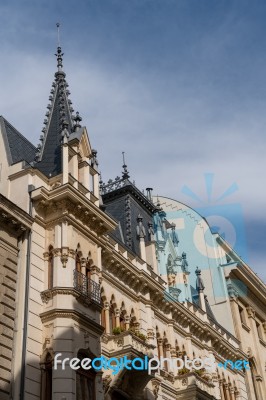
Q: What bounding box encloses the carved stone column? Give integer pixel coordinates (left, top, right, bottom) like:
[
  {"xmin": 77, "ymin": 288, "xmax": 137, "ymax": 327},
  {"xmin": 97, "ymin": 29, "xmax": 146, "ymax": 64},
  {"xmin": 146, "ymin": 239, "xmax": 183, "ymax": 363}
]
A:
[
  {"xmin": 125, "ymin": 316, "xmax": 130, "ymax": 331},
  {"xmin": 219, "ymin": 380, "xmax": 225, "ymax": 400},
  {"xmin": 115, "ymin": 308, "xmax": 120, "ymax": 328},
  {"xmin": 90, "ymin": 265, "xmax": 99, "ymax": 283},
  {"xmin": 246, "ymin": 305, "xmax": 265, "ymax": 394},
  {"xmin": 230, "ymin": 387, "xmax": 236, "ymax": 400},
  {"xmin": 224, "ymin": 384, "xmax": 230, "ymax": 400},
  {"xmin": 81, "ymin": 257, "xmax": 87, "ymax": 275},
  {"xmin": 133, "ymin": 322, "xmax": 140, "ymax": 335}
]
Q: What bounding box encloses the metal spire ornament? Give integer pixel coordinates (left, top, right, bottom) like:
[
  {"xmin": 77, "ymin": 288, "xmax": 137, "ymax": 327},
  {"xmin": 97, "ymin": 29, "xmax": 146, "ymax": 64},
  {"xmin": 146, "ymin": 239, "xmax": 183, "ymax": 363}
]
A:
[{"xmin": 122, "ymin": 151, "xmax": 130, "ymax": 180}]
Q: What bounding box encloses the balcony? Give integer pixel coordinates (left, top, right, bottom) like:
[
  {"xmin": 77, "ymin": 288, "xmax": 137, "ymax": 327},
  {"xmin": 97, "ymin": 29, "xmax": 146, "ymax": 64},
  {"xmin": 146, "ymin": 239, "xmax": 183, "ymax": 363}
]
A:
[
  {"xmin": 101, "ymin": 330, "xmax": 155, "ymax": 358},
  {"xmin": 175, "ymin": 371, "xmax": 216, "ymax": 399},
  {"xmin": 73, "ymin": 270, "xmax": 101, "ymax": 304},
  {"xmin": 40, "ymin": 271, "xmax": 101, "ymax": 310}
]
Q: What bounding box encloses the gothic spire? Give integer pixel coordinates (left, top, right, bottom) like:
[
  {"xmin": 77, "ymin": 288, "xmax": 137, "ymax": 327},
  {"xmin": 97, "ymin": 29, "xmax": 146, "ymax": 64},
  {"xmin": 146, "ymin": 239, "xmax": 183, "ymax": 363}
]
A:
[{"xmin": 35, "ymin": 25, "xmax": 82, "ymax": 177}]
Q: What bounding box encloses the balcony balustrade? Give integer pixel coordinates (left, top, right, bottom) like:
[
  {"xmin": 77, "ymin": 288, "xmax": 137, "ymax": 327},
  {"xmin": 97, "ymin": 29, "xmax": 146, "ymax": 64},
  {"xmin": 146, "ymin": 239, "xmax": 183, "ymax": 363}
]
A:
[
  {"xmin": 73, "ymin": 270, "xmax": 101, "ymax": 304},
  {"xmin": 101, "ymin": 330, "xmax": 155, "ymax": 358}
]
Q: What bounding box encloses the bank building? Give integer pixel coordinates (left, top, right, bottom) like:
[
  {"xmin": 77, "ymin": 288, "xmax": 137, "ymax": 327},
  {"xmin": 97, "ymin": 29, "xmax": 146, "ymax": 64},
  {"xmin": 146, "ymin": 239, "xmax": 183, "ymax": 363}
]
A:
[{"xmin": 0, "ymin": 44, "xmax": 265, "ymax": 400}]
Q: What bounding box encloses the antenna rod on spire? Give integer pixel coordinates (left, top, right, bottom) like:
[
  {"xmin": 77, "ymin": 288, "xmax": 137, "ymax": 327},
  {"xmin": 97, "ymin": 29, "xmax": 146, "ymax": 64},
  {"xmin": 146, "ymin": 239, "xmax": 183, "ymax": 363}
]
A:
[
  {"xmin": 122, "ymin": 151, "xmax": 130, "ymax": 180},
  {"xmin": 55, "ymin": 23, "xmax": 64, "ymax": 72},
  {"xmin": 56, "ymin": 22, "xmax": 60, "ymax": 47}
]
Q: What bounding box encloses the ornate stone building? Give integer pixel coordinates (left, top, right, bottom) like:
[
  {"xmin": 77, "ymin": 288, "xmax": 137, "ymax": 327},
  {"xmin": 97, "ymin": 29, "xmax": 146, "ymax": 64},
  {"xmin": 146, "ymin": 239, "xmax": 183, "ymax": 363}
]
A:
[{"xmin": 0, "ymin": 46, "xmax": 265, "ymax": 400}]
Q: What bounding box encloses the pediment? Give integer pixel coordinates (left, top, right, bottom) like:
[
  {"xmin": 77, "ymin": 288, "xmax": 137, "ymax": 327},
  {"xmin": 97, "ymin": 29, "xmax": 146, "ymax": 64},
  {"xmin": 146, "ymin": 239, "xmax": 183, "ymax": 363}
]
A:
[{"xmin": 68, "ymin": 126, "xmax": 92, "ymax": 158}]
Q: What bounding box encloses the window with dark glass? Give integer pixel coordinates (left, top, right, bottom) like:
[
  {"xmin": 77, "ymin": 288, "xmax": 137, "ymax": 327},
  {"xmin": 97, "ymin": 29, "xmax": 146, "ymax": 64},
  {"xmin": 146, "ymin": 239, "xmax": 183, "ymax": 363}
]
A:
[
  {"xmin": 76, "ymin": 351, "xmax": 96, "ymax": 400},
  {"xmin": 101, "ymin": 307, "xmax": 106, "ymax": 331},
  {"xmin": 41, "ymin": 353, "xmax": 53, "ymax": 400},
  {"xmin": 239, "ymin": 305, "xmax": 246, "ymax": 325},
  {"xmin": 76, "ymin": 253, "xmax": 81, "ymax": 273},
  {"xmin": 256, "ymin": 320, "xmax": 263, "ymax": 340},
  {"xmin": 109, "ymin": 304, "xmax": 116, "ymax": 333}
]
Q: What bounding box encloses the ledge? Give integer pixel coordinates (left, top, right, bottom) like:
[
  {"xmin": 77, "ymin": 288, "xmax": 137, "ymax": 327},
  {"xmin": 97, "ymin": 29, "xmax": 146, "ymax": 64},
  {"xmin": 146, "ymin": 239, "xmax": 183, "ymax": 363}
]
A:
[
  {"xmin": 40, "ymin": 286, "xmax": 102, "ymax": 311},
  {"xmin": 0, "ymin": 193, "xmax": 33, "ymax": 235},
  {"xmin": 101, "ymin": 330, "xmax": 155, "ymax": 358},
  {"xmin": 31, "ymin": 183, "xmax": 117, "ymax": 234},
  {"xmin": 241, "ymin": 323, "xmax": 251, "ymax": 332}
]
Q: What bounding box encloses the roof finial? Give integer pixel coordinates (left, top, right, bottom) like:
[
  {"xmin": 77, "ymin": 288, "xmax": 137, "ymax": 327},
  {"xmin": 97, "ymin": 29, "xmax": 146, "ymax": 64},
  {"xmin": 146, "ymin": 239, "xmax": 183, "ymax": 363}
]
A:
[
  {"xmin": 55, "ymin": 23, "xmax": 63, "ymax": 72},
  {"xmin": 122, "ymin": 151, "xmax": 130, "ymax": 180},
  {"xmin": 56, "ymin": 22, "xmax": 60, "ymax": 47}
]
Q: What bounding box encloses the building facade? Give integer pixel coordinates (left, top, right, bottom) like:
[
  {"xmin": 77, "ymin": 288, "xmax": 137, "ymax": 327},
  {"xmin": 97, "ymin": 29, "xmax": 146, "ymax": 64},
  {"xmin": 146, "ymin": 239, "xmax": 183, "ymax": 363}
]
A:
[{"xmin": 0, "ymin": 46, "xmax": 265, "ymax": 400}]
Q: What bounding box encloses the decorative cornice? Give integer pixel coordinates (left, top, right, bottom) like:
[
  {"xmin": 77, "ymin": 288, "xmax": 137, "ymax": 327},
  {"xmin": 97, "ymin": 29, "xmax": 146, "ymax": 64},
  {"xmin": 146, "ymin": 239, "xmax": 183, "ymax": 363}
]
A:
[
  {"xmin": 0, "ymin": 193, "xmax": 33, "ymax": 235},
  {"xmin": 40, "ymin": 308, "xmax": 104, "ymax": 335},
  {"xmin": 227, "ymin": 282, "xmax": 239, "ymax": 299},
  {"xmin": 31, "ymin": 183, "xmax": 117, "ymax": 235},
  {"xmin": 246, "ymin": 306, "xmax": 255, "ymax": 318},
  {"xmin": 40, "ymin": 287, "xmax": 102, "ymax": 311}
]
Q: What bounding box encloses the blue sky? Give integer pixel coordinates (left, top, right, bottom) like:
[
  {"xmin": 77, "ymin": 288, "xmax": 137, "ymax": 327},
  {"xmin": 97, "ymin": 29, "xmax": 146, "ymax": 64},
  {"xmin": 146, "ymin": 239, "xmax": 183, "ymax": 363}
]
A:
[{"xmin": 0, "ymin": 0, "xmax": 265, "ymax": 281}]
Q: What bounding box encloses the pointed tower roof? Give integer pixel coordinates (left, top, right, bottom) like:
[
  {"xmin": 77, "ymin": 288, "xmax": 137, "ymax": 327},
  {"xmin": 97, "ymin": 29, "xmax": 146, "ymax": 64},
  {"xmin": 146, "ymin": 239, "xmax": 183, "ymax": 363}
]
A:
[
  {"xmin": 35, "ymin": 45, "xmax": 80, "ymax": 177},
  {"xmin": 0, "ymin": 116, "xmax": 36, "ymax": 165}
]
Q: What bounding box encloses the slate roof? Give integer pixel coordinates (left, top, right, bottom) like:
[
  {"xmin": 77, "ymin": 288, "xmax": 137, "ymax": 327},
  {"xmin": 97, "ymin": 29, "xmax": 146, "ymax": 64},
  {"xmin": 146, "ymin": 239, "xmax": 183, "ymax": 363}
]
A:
[
  {"xmin": 0, "ymin": 116, "xmax": 36, "ymax": 165},
  {"xmin": 102, "ymin": 180, "xmax": 156, "ymax": 257},
  {"xmin": 35, "ymin": 47, "xmax": 79, "ymax": 177},
  {"xmin": 191, "ymin": 285, "xmax": 218, "ymax": 323},
  {"xmin": 1, "ymin": 48, "xmax": 84, "ymax": 178}
]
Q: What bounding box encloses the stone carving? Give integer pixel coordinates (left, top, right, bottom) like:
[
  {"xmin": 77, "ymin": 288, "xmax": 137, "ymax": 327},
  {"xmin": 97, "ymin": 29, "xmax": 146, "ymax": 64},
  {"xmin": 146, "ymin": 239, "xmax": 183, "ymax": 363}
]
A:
[
  {"xmin": 195, "ymin": 267, "xmax": 205, "ymax": 292},
  {"xmin": 136, "ymin": 214, "xmax": 146, "ymax": 239},
  {"xmin": 246, "ymin": 306, "xmax": 255, "ymax": 318},
  {"xmin": 153, "ymin": 383, "xmax": 159, "ymax": 399},
  {"xmin": 181, "ymin": 252, "xmax": 189, "ymax": 272},
  {"xmin": 148, "ymin": 222, "xmax": 155, "ymax": 241}
]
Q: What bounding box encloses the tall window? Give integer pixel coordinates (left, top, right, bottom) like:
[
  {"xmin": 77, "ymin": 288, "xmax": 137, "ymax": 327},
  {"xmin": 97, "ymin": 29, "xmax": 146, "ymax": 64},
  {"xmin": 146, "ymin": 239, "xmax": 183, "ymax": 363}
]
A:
[
  {"xmin": 76, "ymin": 351, "xmax": 96, "ymax": 400},
  {"xmin": 238, "ymin": 305, "xmax": 246, "ymax": 325},
  {"xmin": 76, "ymin": 253, "xmax": 81, "ymax": 272},
  {"xmin": 41, "ymin": 352, "xmax": 53, "ymax": 400},
  {"xmin": 120, "ymin": 312, "xmax": 125, "ymax": 330},
  {"xmin": 101, "ymin": 305, "xmax": 106, "ymax": 331},
  {"xmin": 256, "ymin": 320, "xmax": 263, "ymax": 340},
  {"xmin": 109, "ymin": 304, "xmax": 116, "ymax": 333},
  {"xmin": 48, "ymin": 246, "xmax": 54, "ymax": 290},
  {"xmin": 250, "ymin": 360, "xmax": 260, "ymax": 400}
]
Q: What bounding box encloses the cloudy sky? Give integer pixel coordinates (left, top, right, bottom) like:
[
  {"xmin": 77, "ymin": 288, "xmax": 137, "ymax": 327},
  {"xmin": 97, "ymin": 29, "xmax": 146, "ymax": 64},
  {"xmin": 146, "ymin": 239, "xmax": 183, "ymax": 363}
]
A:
[{"xmin": 0, "ymin": 0, "xmax": 265, "ymax": 281}]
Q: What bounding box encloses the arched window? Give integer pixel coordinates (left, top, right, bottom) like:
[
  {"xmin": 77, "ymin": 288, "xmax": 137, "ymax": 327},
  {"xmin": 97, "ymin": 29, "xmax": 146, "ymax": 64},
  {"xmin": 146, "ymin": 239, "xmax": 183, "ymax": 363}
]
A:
[
  {"xmin": 120, "ymin": 313, "xmax": 125, "ymax": 331},
  {"xmin": 41, "ymin": 352, "xmax": 53, "ymax": 400},
  {"xmin": 129, "ymin": 309, "xmax": 136, "ymax": 330},
  {"xmin": 109, "ymin": 304, "xmax": 116, "ymax": 332},
  {"xmin": 48, "ymin": 246, "xmax": 54, "ymax": 290},
  {"xmin": 120, "ymin": 303, "xmax": 126, "ymax": 330},
  {"xmin": 101, "ymin": 299, "xmax": 106, "ymax": 331},
  {"xmin": 76, "ymin": 351, "xmax": 96, "ymax": 400},
  {"xmin": 86, "ymin": 255, "xmax": 93, "ymax": 280},
  {"xmin": 76, "ymin": 253, "xmax": 81, "ymax": 273}
]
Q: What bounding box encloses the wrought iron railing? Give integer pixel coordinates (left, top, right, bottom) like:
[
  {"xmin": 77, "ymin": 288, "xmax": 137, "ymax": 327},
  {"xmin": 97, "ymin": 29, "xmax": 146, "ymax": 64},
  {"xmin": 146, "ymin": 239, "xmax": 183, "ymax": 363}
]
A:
[{"xmin": 73, "ymin": 270, "xmax": 101, "ymax": 304}]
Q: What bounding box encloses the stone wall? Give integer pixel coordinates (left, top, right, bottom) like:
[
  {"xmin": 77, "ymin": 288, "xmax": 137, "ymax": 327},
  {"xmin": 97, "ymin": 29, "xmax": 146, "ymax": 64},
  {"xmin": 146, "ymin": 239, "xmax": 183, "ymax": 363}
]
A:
[{"xmin": 0, "ymin": 229, "xmax": 19, "ymax": 399}]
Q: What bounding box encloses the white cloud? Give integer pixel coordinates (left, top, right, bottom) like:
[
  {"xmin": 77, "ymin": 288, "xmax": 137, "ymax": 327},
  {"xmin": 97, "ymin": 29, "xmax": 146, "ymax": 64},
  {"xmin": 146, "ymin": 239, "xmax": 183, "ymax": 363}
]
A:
[{"xmin": 0, "ymin": 15, "xmax": 265, "ymax": 279}]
